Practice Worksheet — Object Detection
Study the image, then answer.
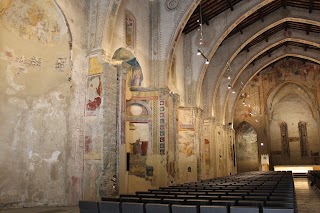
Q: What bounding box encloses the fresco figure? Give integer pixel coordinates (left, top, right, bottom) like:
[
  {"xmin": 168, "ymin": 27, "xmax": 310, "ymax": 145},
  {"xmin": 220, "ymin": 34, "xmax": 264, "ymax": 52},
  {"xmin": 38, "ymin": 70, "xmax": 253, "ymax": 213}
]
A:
[{"xmin": 131, "ymin": 68, "xmax": 143, "ymax": 86}]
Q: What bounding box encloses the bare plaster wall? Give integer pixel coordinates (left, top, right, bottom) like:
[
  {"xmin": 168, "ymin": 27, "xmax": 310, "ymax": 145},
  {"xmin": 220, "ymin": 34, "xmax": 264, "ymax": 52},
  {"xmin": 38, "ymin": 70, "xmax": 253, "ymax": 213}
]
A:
[
  {"xmin": 235, "ymin": 122, "xmax": 259, "ymax": 173},
  {"xmin": 0, "ymin": 0, "xmax": 72, "ymax": 207},
  {"xmin": 0, "ymin": 0, "xmax": 89, "ymax": 207}
]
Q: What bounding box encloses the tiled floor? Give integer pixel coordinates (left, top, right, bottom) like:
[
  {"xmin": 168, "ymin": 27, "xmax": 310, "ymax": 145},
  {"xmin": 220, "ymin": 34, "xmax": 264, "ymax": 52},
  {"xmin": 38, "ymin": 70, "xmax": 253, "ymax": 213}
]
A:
[
  {"xmin": 294, "ymin": 178, "xmax": 320, "ymax": 213},
  {"xmin": 0, "ymin": 178, "xmax": 319, "ymax": 213}
]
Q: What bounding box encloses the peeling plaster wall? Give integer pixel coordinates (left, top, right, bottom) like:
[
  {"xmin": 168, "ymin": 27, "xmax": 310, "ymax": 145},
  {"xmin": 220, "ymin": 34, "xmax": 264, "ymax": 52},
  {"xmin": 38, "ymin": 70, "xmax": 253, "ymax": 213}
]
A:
[
  {"xmin": 0, "ymin": 0, "xmax": 72, "ymax": 207},
  {"xmin": 235, "ymin": 122, "xmax": 259, "ymax": 173},
  {"xmin": 0, "ymin": 0, "xmax": 89, "ymax": 207}
]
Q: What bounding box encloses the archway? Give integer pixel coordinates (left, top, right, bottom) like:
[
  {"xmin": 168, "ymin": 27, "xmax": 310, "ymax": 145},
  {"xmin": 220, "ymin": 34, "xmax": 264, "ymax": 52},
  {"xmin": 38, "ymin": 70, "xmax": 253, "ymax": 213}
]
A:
[{"xmin": 235, "ymin": 122, "xmax": 259, "ymax": 173}]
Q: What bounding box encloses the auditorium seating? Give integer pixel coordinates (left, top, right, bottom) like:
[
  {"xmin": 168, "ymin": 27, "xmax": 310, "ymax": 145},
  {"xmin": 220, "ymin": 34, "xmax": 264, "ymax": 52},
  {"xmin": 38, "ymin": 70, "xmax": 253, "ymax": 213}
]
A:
[
  {"xmin": 80, "ymin": 171, "xmax": 296, "ymax": 213},
  {"xmin": 307, "ymin": 170, "xmax": 320, "ymax": 190}
]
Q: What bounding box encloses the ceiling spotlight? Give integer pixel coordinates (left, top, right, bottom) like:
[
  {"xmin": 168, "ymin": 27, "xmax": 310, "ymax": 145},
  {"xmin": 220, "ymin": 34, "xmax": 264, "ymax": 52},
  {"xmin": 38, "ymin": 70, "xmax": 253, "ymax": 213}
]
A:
[
  {"xmin": 197, "ymin": 50, "xmax": 201, "ymax": 56},
  {"xmin": 228, "ymin": 84, "xmax": 232, "ymax": 89},
  {"xmin": 232, "ymin": 89, "xmax": 235, "ymax": 94},
  {"xmin": 227, "ymin": 76, "xmax": 231, "ymax": 80},
  {"xmin": 205, "ymin": 59, "xmax": 209, "ymax": 64},
  {"xmin": 261, "ymin": 143, "xmax": 264, "ymax": 146},
  {"xmin": 197, "ymin": 19, "xmax": 200, "ymax": 22},
  {"xmin": 242, "ymin": 100, "xmax": 245, "ymax": 105}
]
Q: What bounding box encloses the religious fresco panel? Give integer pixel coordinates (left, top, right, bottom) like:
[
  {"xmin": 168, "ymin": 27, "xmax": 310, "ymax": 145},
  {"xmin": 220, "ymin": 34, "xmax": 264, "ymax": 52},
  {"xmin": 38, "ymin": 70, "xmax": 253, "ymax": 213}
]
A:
[
  {"xmin": 127, "ymin": 122, "xmax": 150, "ymax": 177},
  {"xmin": 178, "ymin": 131, "xmax": 195, "ymax": 157},
  {"xmin": 85, "ymin": 75, "xmax": 102, "ymax": 116},
  {"xmin": 84, "ymin": 116, "xmax": 102, "ymax": 159}
]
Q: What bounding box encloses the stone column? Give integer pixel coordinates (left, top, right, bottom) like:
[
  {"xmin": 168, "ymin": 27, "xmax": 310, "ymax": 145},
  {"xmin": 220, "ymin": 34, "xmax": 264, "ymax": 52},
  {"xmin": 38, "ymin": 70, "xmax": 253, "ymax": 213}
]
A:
[
  {"xmin": 214, "ymin": 124, "xmax": 227, "ymax": 177},
  {"xmin": 99, "ymin": 63, "xmax": 118, "ymax": 197},
  {"xmin": 116, "ymin": 65, "xmax": 129, "ymax": 194}
]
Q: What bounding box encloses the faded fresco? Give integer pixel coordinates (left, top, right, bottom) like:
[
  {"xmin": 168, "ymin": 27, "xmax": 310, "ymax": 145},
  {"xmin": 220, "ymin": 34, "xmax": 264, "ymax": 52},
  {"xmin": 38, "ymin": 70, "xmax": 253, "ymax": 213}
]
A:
[
  {"xmin": 128, "ymin": 122, "xmax": 150, "ymax": 177},
  {"xmin": 89, "ymin": 57, "xmax": 103, "ymax": 75},
  {"xmin": 204, "ymin": 139, "xmax": 210, "ymax": 165},
  {"xmin": 83, "ymin": 161, "xmax": 102, "ymax": 200},
  {"xmin": 236, "ymin": 122, "xmax": 258, "ymax": 161},
  {"xmin": 262, "ymin": 59, "xmax": 320, "ymax": 90},
  {"xmin": 84, "ymin": 116, "xmax": 102, "ymax": 159},
  {"xmin": 0, "ymin": 0, "xmax": 67, "ymax": 45},
  {"xmin": 179, "ymin": 108, "xmax": 194, "ymax": 129},
  {"xmin": 178, "ymin": 131, "xmax": 195, "ymax": 157},
  {"xmin": 126, "ymin": 58, "xmax": 143, "ymax": 87},
  {"xmin": 125, "ymin": 11, "xmax": 135, "ymax": 49},
  {"xmin": 86, "ymin": 75, "xmax": 102, "ymax": 116}
]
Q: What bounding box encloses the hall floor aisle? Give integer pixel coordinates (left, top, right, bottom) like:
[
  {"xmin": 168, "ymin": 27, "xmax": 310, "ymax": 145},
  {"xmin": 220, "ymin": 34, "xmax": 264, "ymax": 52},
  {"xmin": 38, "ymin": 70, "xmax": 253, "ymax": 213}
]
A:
[{"xmin": 294, "ymin": 178, "xmax": 320, "ymax": 213}]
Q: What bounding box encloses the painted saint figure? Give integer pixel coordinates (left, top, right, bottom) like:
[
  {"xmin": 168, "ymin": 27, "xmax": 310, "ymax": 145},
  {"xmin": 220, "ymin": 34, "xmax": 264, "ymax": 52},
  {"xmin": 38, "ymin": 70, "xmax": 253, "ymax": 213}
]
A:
[{"xmin": 131, "ymin": 68, "xmax": 143, "ymax": 86}]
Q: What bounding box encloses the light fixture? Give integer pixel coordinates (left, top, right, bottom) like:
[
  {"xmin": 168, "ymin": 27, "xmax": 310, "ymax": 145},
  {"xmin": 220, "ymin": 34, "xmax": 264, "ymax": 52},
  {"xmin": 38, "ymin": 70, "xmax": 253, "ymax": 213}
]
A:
[
  {"xmin": 196, "ymin": 1, "xmax": 209, "ymax": 65},
  {"xmin": 228, "ymin": 84, "xmax": 232, "ymax": 89},
  {"xmin": 261, "ymin": 143, "xmax": 264, "ymax": 146},
  {"xmin": 227, "ymin": 75, "xmax": 231, "ymax": 80},
  {"xmin": 232, "ymin": 89, "xmax": 235, "ymax": 94}
]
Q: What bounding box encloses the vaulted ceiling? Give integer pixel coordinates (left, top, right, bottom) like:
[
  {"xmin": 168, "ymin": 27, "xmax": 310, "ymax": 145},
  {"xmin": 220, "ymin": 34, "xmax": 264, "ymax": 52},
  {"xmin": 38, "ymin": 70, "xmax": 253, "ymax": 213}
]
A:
[{"xmin": 183, "ymin": 0, "xmax": 320, "ymax": 66}]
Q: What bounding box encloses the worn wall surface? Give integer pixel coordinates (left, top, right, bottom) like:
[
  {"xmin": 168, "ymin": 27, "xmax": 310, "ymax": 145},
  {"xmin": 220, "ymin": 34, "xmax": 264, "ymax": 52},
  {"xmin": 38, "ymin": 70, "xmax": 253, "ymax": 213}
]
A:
[
  {"xmin": 0, "ymin": 0, "xmax": 90, "ymax": 207},
  {"xmin": 235, "ymin": 122, "xmax": 259, "ymax": 172},
  {"xmin": 0, "ymin": 0, "xmax": 71, "ymax": 207}
]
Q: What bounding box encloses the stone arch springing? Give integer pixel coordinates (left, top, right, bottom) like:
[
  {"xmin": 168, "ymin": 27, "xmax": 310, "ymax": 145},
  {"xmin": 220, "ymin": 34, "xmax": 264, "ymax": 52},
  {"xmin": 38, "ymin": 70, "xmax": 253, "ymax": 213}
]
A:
[{"xmin": 112, "ymin": 48, "xmax": 143, "ymax": 88}]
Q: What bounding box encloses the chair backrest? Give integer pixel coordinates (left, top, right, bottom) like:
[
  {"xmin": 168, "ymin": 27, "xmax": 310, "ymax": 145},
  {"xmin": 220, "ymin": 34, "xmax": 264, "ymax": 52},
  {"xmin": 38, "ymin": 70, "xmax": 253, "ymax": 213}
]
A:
[
  {"xmin": 79, "ymin": 201, "xmax": 99, "ymax": 213},
  {"xmin": 122, "ymin": 202, "xmax": 145, "ymax": 213},
  {"xmin": 101, "ymin": 197, "xmax": 119, "ymax": 202},
  {"xmin": 263, "ymin": 207, "xmax": 294, "ymax": 213},
  {"xmin": 120, "ymin": 197, "xmax": 140, "ymax": 202},
  {"xmin": 145, "ymin": 203, "xmax": 171, "ymax": 213},
  {"xmin": 184, "ymin": 199, "xmax": 211, "ymax": 205},
  {"xmin": 265, "ymin": 201, "xmax": 294, "ymax": 208},
  {"xmin": 162, "ymin": 198, "xmax": 185, "ymax": 204},
  {"xmin": 237, "ymin": 200, "xmax": 264, "ymax": 206},
  {"xmin": 171, "ymin": 204, "xmax": 198, "ymax": 213},
  {"xmin": 140, "ymin": 197, "xmax": 163, "ymax": 204},
  {"xmin": 230, "ymin": 206, "xmax": 259, "ymax": 213},
  {"xmin": 200, "ymin": 205, "xmax": 228, "ymax": 213},
  {"xmin": 211, "ymin": 200, "xmax": 236, "ymax": 206},
  {"xmin": 99, "ymin": 201, "xmax": 121, "ymax": 213}
]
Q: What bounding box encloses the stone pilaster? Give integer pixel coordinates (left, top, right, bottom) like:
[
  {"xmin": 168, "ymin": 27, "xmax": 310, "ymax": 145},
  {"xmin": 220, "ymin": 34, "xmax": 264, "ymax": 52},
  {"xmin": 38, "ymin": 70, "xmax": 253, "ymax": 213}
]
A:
[{"xmin": 98, "ymin": 63, "xmax": 118, "ymax": 197}]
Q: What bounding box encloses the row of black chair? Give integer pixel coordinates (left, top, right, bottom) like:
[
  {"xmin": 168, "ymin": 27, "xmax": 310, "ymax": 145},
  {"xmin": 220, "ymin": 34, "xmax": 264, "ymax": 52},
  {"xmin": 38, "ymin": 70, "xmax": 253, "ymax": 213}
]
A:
[
  {"xmin": 79, "ymin": 200, "xmax": 294, "ymax": 213},
  {"xmin": 80, "ymin": 171, "xmax": 296, "ymax": 213},
  {"xmin": 307, "ymin": 170, "xmax": 320, "ymax": 190}
]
